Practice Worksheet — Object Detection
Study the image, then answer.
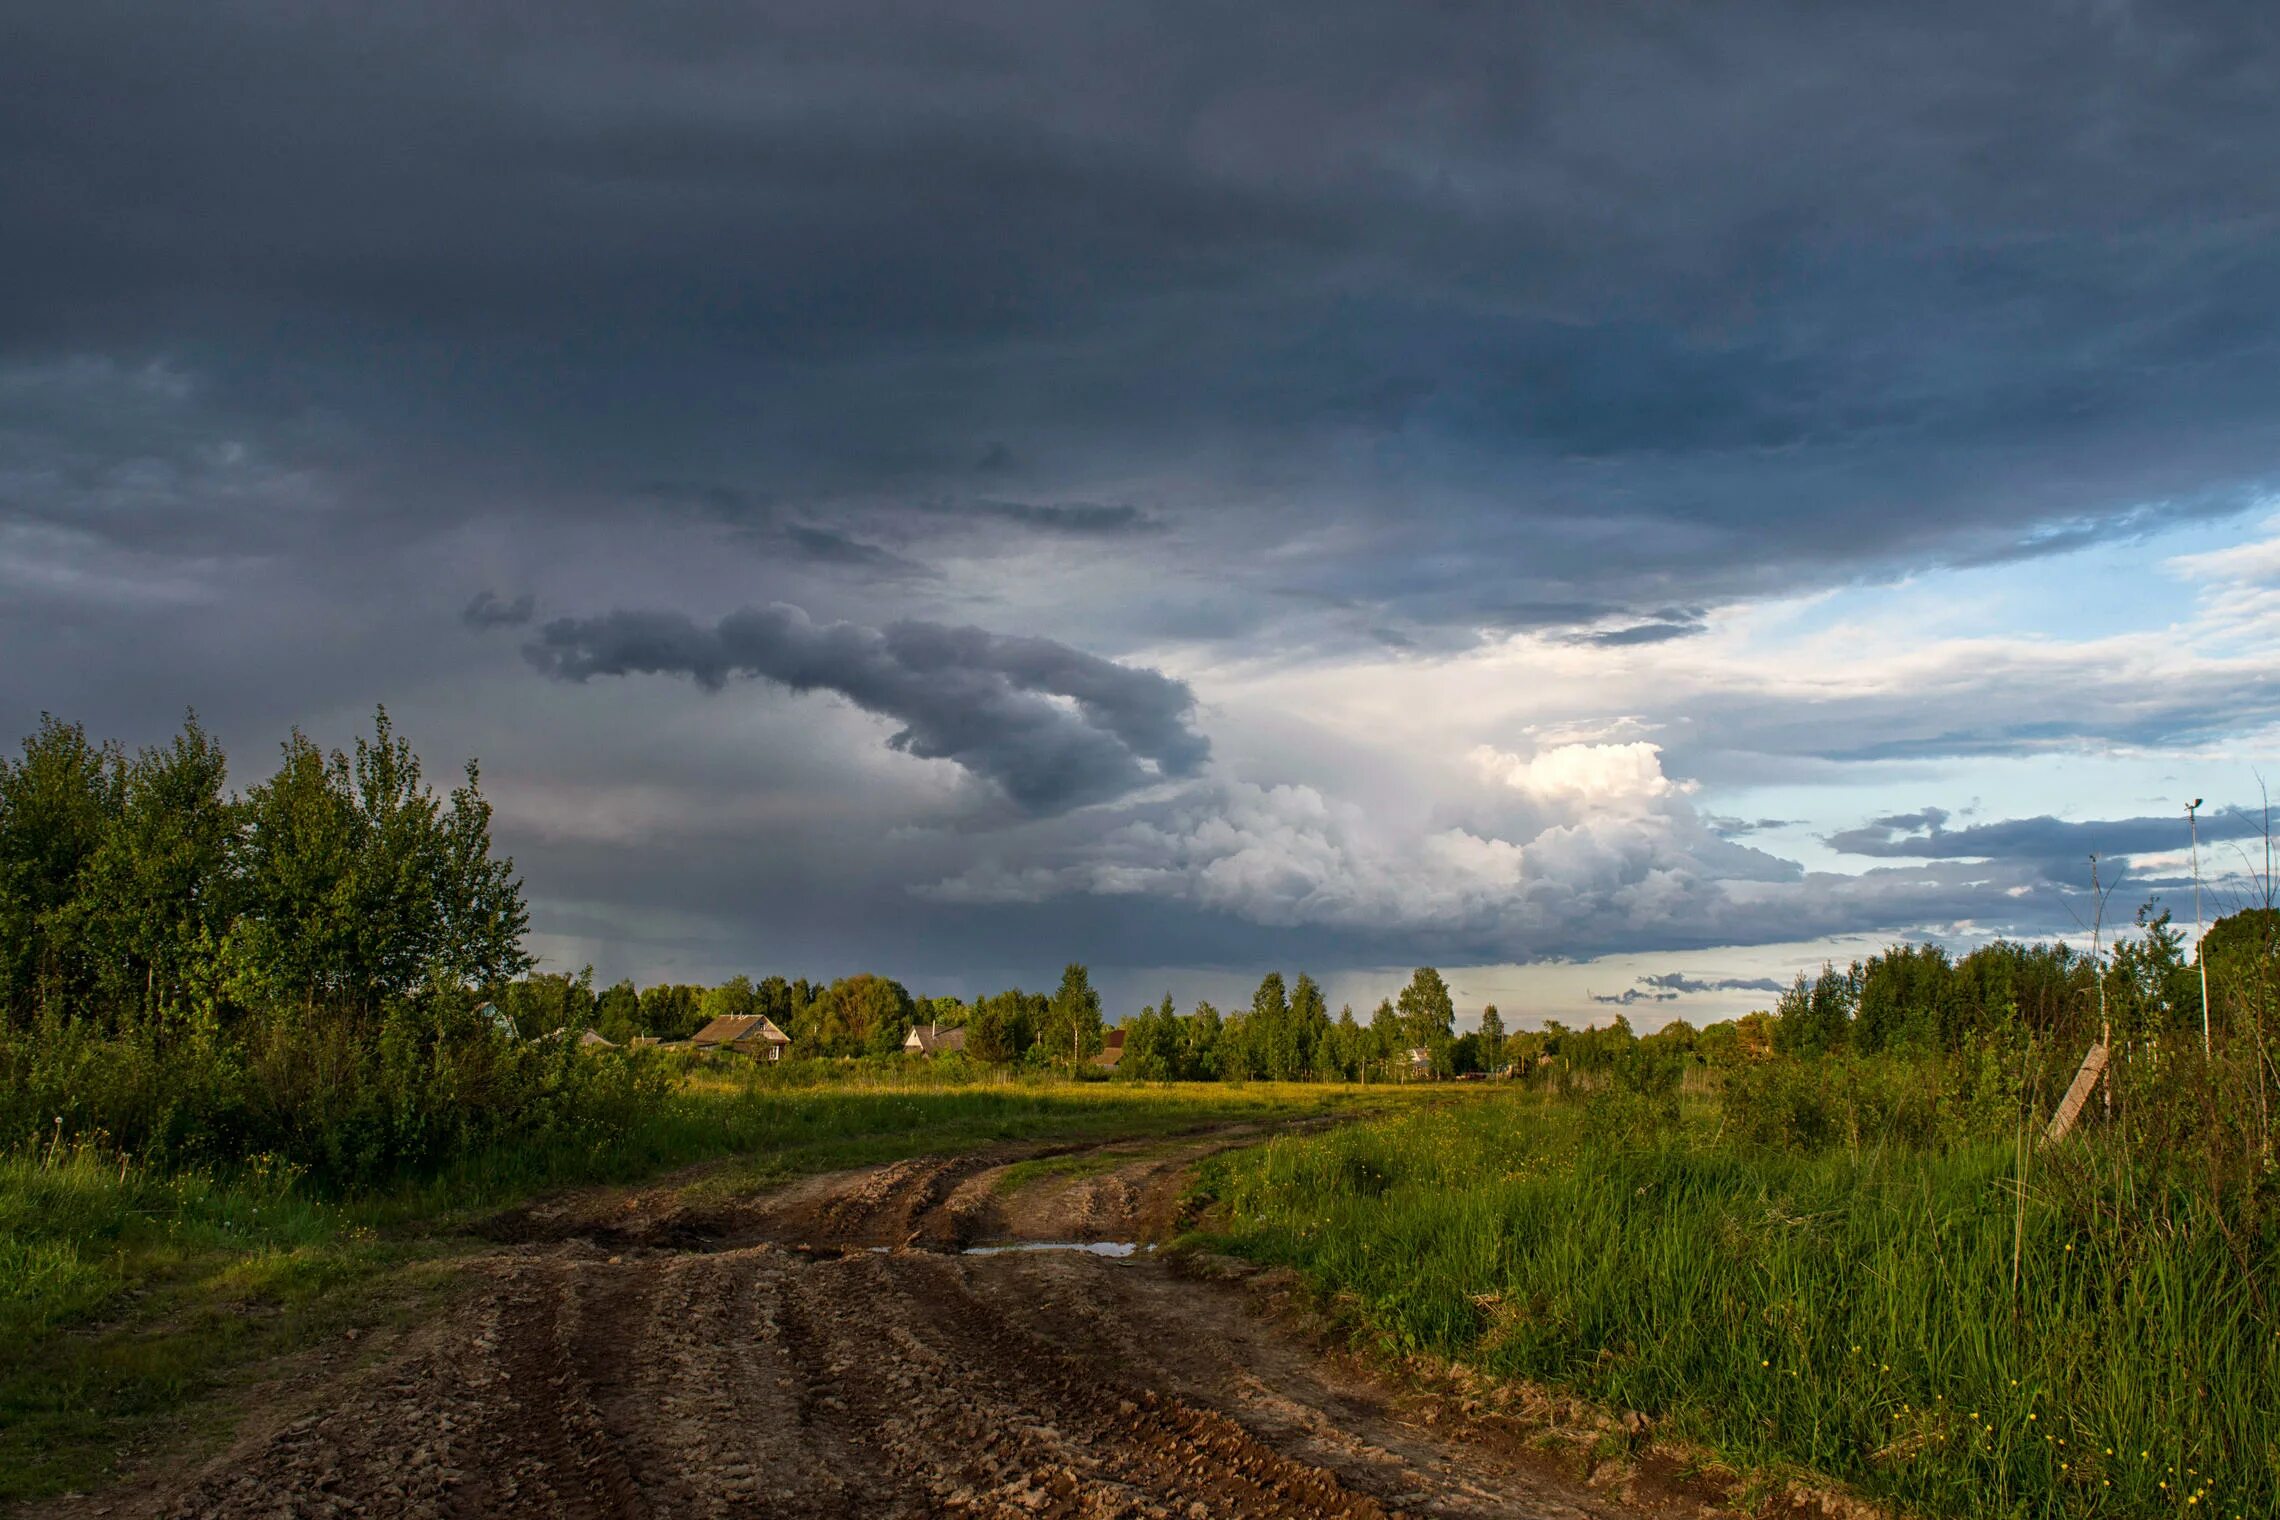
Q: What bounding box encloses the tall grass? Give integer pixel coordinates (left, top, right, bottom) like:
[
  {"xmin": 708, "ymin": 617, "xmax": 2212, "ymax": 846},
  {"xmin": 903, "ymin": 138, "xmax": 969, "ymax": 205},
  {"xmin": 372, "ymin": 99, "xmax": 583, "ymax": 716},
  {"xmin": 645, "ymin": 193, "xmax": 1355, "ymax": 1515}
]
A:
[{"xmin": 1197, "ymin": 1093, "xmax": 2279, "ymax": 1520}]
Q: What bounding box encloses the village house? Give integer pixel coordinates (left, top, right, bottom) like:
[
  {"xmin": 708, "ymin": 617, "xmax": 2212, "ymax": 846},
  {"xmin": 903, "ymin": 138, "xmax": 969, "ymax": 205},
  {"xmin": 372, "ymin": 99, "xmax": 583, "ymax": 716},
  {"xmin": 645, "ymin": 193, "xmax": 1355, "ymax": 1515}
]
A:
[
  {"xmin": 903, "ymin": 1023, "xmax": 967, "ymax": 1056},
  {"xmin": 689, "ymin": 1012, "xmax": 792, "ymax": 1062},
  {"xmin": 1090, "ymin": 1026, "xmax": 1126, "ymax": 1070}
]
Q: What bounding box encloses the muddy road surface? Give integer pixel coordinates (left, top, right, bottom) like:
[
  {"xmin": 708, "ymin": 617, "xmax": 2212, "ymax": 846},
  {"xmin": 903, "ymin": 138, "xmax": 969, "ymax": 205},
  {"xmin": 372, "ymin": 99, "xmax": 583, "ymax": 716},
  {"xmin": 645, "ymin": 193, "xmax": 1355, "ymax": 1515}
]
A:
[{"xmin": 46, "ymin": 1128, "xmax": 1728, "ymax": 1520}]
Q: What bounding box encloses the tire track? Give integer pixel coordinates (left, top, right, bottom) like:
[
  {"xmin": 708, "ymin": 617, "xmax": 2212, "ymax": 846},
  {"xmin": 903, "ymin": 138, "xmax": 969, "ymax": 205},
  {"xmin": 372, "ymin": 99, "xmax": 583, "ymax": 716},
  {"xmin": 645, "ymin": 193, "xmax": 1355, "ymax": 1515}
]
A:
[{"xmin": 43, "ymin": 1132, "xmax": 1711, "ymax": 1520}]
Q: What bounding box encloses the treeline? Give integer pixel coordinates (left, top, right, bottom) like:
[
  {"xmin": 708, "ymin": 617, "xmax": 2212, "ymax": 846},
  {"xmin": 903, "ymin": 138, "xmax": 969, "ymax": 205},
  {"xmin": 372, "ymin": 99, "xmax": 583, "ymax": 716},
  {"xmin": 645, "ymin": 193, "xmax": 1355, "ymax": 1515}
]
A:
[
  {"xmin": 1, "ymin": 712, "xmax": 654, "ymax": 1187},
  {"xmin": 506, "ymin": 963, "xmax": 1478, "ymax": 1080}
]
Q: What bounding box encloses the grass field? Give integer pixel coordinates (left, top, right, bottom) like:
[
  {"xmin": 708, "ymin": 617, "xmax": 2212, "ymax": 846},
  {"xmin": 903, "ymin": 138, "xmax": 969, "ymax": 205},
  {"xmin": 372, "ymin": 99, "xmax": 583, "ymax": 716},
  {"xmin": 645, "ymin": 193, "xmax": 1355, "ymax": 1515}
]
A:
[
  {"xmin": 0, "ymin": 1069, "xmax": 1413, "ymax": 1505},
  {"xmin": 1190, "ymin": 1090, "xmax": 2280, "ymax": 1520}
]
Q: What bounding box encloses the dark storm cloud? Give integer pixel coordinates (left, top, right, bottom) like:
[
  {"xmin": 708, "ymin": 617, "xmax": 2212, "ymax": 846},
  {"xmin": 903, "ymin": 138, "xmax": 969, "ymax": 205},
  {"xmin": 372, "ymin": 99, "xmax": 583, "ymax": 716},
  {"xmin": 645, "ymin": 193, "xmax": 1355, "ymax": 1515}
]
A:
[
  {"xmin": 781, "ymin": 525, "xmax": 934, "ymax": 578},
  {"xmin": 925, "ymin": 500, "xmax": 1160, "ymax": 536},
  {"xmin": 1827, "ymin": 806, "xmax": 2265, "ymax": 869},
  {"xmin": 461, "ymin": 591, "xmax": 536, "ymax": 629},
  {"xmin": 10, "ymin": 0, "xmax": 2280, "ymax": 644},
  {"xmin": 522, "ymin": 604, "xmax": 1208, "ymax": 812},
  {"xmin": 11, "ymin": 0, "xmax": 2280, "ymax": 986}
]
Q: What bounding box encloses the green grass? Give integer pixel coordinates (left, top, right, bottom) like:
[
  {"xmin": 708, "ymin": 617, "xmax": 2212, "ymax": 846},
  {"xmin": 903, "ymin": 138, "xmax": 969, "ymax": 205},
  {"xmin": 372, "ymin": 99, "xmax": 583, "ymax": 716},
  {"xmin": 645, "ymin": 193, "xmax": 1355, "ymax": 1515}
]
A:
[
  {"xmin": 1192, "ymin": 1090, "xmax": 2280, "ymax": 1520},
  {"xmin": 0, "ymin": 1070, "xmax": 1408, "ymax": 1505}
]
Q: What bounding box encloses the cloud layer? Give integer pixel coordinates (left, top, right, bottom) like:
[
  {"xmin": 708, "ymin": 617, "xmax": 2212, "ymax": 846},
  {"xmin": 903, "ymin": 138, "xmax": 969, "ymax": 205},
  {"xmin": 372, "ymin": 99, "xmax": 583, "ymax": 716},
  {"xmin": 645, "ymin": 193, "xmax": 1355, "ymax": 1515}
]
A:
[
  {"xmin": 6, "ymin": 3, "xmax": 2280, "ymax": 1000},
  {"xmin": 524, "ymin": 605, "xmax": 1208, "ymax": 812}
]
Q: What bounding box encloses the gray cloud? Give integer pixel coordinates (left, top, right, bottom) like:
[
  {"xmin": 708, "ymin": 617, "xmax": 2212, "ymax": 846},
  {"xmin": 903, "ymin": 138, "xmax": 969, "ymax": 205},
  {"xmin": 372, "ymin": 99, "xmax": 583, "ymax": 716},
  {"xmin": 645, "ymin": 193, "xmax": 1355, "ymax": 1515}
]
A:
[
  {"xmin": 1638, "ymin": 972, "xmax": 1788, "ymax": 996},
  {"xmin": 461, "ymin": 590, "xmax": 536, "ymax": 629},
  {"xmin": 921, "ymin": 499, "xmax": 1159, "ymax": 536},
  {"xmin": 522, "ymin": 604, "xmax": 1208, "ymax": 812},
  {"xmin": 1827, "ymin": 806, "xmax": 2263, "ymax": 867},
  {"xmin": 781, "ymin": 525, "xmax": 934, "ymax": 578},
  {"xmin": 1588, "ymin": 971, "xmax": 1786, "ymax": 1008},
  {"xmin": 10, "ymin": 1, "xmax": 2280, "ymax": 650},
  {"xmin": 9, "ymin": 2, "xmax": 2280, "ymax": 992}
]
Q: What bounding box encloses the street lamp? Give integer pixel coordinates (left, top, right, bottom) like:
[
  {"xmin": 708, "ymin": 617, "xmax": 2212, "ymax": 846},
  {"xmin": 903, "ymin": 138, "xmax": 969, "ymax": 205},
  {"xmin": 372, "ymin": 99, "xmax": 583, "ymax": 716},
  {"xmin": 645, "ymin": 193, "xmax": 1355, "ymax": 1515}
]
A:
[{"xmin": 2189, "ymin": 799, "xmax": 2210, "ymax": 1056}]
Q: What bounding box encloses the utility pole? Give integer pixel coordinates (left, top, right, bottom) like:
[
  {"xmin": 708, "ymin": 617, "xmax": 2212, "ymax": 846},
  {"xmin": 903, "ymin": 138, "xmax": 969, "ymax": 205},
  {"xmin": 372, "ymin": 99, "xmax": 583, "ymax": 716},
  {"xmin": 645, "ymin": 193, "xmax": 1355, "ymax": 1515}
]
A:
[{"xmin": 2189, "ymin": 799, "xmax": 2211, "ymax": 1056}]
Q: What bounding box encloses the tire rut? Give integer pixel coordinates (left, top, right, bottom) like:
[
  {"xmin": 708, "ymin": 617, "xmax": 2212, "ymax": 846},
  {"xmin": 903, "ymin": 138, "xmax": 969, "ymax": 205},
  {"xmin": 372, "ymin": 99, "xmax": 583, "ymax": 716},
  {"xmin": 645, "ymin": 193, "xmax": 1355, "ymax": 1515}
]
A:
[{"xmin": 42, "ymin": 1131, "xmax": 1713, "ymax": 1520}]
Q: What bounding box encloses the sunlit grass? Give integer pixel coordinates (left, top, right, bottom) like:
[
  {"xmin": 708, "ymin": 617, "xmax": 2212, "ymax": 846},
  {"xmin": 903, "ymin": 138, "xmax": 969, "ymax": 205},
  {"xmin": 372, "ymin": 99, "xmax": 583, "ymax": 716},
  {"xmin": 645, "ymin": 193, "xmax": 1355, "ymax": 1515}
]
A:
[{"xmin": 1193, "ymin": 1091, "xmax": 2280, "ymax": 1520}]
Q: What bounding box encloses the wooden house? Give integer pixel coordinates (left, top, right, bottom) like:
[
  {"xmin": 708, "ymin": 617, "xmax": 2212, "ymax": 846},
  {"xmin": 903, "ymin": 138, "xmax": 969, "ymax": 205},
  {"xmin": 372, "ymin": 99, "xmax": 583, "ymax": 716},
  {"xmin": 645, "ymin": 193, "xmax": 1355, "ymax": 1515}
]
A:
[{"xmin": 689, "ymin": 1013, "xmax": 792, "ymax": 1062}]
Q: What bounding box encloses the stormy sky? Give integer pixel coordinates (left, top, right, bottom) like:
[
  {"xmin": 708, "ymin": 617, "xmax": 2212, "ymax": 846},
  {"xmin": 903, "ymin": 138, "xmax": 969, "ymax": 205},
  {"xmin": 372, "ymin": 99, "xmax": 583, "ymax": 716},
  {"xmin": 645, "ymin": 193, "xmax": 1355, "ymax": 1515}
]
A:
[{"xmin": 8, "ymin": 1, "xmax": 2280, "ymax": 1023}]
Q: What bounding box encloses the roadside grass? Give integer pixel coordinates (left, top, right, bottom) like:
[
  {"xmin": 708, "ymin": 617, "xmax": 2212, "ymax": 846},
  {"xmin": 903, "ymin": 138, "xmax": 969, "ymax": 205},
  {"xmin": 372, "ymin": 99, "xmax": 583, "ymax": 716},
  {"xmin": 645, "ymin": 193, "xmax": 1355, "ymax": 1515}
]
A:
[
  {"xmin": 1191, "ymin": 1090, "xmax": 2280, "ymax": 1520},
  {"xmin": 0, "ymin": 1069, "xmax": 1411, "ymax": 1505}
]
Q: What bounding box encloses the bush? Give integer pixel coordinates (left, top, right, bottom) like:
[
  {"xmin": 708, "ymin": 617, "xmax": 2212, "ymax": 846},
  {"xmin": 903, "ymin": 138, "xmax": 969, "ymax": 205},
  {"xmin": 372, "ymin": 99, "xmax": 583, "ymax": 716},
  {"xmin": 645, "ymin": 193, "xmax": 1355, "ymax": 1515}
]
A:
[{"xmin": 0, "ymin": 993, "xmax": 669, "ymax": 1191}]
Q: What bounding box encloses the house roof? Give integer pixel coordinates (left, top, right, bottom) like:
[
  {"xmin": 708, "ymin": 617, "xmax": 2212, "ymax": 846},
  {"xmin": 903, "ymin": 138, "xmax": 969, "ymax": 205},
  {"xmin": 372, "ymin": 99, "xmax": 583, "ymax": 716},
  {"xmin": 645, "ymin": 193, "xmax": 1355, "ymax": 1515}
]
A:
[
  {"xmin": 904, "ymin": 1025, "xmax": 968, "ymax": 1055},
  {"xmin": 691, "ymin": 1013, "xmax": 791, "ymax": 1047}
]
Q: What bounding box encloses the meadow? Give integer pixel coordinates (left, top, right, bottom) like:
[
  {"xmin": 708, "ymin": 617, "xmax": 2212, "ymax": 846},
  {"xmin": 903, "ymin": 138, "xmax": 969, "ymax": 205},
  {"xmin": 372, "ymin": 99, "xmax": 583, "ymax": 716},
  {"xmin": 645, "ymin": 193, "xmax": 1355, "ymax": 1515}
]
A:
[{"xmin": 1191, "ymin": 1089, "xmax": 2279, "ymax": 1520}]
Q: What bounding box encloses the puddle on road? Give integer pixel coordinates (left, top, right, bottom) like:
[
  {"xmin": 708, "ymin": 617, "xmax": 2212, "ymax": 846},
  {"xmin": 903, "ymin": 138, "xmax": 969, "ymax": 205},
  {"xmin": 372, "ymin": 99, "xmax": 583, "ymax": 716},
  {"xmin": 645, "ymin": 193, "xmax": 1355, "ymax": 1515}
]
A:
[
  {"xmin": 964, "ymin": 1240, "xmax": 1146, "ymax": 1258},
  {"xmin": 868, "ymin": 1241, "xmax": 1148, "ymax": 1258}
]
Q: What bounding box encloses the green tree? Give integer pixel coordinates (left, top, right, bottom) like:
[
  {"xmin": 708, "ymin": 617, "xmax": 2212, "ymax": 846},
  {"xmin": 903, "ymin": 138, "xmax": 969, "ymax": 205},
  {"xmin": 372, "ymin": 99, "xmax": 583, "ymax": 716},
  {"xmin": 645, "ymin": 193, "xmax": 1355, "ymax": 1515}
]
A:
[
  {"xmin": 1288, "ymin": 973, "xmax": 1330, "ymax": 1080},
  {"xmin": 965, "ymin": 993, "xmax": 1021, "ymax": 1064},
  {"xmin": 0, "ymin": 715, "xmax": 124, "ymax": 1023},
  {"xmin": 1186, "ymin": 998, "xmax": 1223, "ymax": 1077},
  {"xmin": 1043, "ymin": 962, "xmax": 1104, "ymax": 1066},
  {"xmin": 1120, "ymin": 992, "xmax": 1182, "ymax": 1080},
  {"xmin": 639, "ymin": 983, "xmax": 707, "ymax": 1039},
  {"xmin": 503, "ymin": 967, "xmax": 596, "ymax": 1038},
  {"xmin": 1773, "ymin": 963, "xmax": 1855, "ymax": 1056},
  {"xmin": 1368, "ymin": 998, "xmax": 1401, "ymax": 1077},
  {"xmin": 594, "ymin": 979, "xmax": 642, "ymax": 1043},
  {"xmin": 701, "ymin": 974, "xmax": 759, "ymax": 1028},
  {"xmin": 1251, "ymin": 971, "xmax": 1300, "ymax": 1080},
  {"xmin": 67, "ymin": 714, "xmax": 238, "ymax": 1031},
  {"xmin": 1328, "ymin": 1004, "xmax": 1363, "ymax": 1080},
  {"xmin": 226, "ymin": 710, "xmax": 529, "ymax": 1019},
  {"xmin": 1478, "ymin": 1002, "xmax": 1506, "ymax": 1072},
  {"xmin": 807, "ymin": 972, "xmax": 916, "ymax": 1056},
  {"xmin": 1397, "ymin": 967, "xmax": 1456, "ymax": 1073}
]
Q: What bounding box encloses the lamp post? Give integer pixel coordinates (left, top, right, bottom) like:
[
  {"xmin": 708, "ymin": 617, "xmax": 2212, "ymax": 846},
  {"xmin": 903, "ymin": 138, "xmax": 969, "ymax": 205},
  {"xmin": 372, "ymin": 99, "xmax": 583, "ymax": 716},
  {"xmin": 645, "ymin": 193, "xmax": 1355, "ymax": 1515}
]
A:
[{"xmin": 2189, "ymin": 799, "xmax": 2210, "ymax": 1056}]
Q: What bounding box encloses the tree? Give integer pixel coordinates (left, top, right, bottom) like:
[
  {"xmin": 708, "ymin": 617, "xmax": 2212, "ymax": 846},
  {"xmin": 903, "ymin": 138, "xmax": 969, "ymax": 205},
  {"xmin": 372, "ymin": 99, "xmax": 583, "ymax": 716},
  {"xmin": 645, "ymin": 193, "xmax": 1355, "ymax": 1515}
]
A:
[
  {"xmin": 806, "ymin": 972, "xmax": 916, "ymax": 1056},
  {"xmin": 1043, "ymin": 963, "xmax": 1104, "ymax": 1066},
  {"xmin": 502, "ymin": 967, "xmax": 595, "ymax": 1038},
  {"xmin": 1120, "ymin": 993, "xmax": 1182, "ymax": 1080},
  {"xmin": 227, "ymin": 710, "xmax": 530, "ymax": 1019},
  {"xmin": 1186, "ymin": 999, "xmax": 1223, "ymax": 1077},
  {"xmin": 1368, "ymin": 998, "xmax": 1402, "ymax": 1077},
  {"xmin": 1251, "ymin": 971, "xmax": 1301, "ymax": 1080},
  {"xmin": 701, "ymin": 974, "xmax": 758, "ymax": 1028},
  {"xmin": 67, "ymin": 714, "xmax": 238, "ymax": 1031},
  {"xmin": 1478, "ymin": 1002, "xmax": 1506, "ymax": 1073},
  {"xmin": 594, "ymin": 979, "xmax": 642, "ymax": 1044},
  {"xmin": 1773, "ymin": 964, "xmax": 1854, "ymax": 1056},
  {"xmin": 1328, "ymin": 1004, "xmax": 1363, "ymax": 1080},
  {"xmin": 0, "ymin": 715, "xmax": 124, "ymax": 1024},
  {"xmin": 1397, "ymin": 967, "xmax": 1456, "ymax": 1072},
  {"xmin": 965, "ymin": 995, "xmax": 1020, "ymax": 1064},
  {"xmin": 639, "ymin": 983, "xmax": 708, "ymax": 1039},
  {"xmin": 1289, "ymin": 973, "xmax": 1330, "ymax": 1080}
]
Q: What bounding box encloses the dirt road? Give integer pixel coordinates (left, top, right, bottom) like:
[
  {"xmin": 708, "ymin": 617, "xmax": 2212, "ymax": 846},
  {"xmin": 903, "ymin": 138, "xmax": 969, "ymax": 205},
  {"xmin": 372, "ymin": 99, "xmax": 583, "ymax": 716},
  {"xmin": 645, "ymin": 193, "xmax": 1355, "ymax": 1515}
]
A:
[{"xmin": 46, "ymin": 1129, "xmax": 1734, "ymax": 1520}]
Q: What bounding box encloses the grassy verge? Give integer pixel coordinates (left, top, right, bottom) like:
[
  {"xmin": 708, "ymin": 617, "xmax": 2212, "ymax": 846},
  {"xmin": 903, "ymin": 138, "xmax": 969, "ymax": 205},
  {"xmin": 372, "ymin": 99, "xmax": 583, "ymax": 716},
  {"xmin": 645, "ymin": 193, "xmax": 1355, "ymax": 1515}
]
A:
[
  {"xmin": 0, "ymin": 1071, "xmax": 1405, "ymax": 1505},
  {"xmin": 1189, "ymin": 1090, "xmax": 2279, "ymax": 1520}
]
